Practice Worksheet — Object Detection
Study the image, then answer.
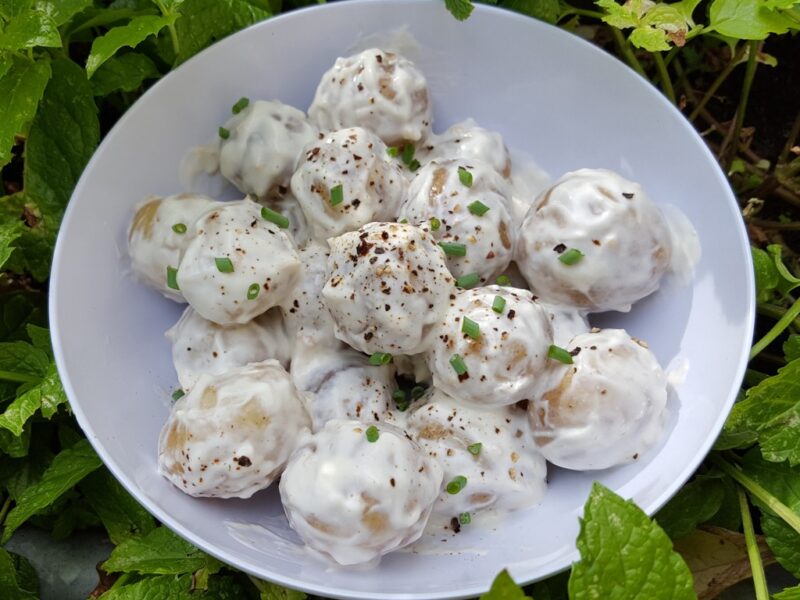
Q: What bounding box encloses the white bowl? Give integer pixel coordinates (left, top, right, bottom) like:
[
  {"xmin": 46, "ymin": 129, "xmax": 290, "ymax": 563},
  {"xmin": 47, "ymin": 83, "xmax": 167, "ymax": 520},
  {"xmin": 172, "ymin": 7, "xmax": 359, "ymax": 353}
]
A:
[{"xmin": 50, "ymin": 1, "xmax": 754, "ymax": 598}]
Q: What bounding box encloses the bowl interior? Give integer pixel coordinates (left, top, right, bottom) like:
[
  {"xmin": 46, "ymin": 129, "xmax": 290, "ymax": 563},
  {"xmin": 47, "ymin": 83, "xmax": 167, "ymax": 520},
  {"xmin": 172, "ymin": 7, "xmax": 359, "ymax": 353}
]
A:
[{"xmin": 50, "ymin": 2, "xmax": 754, "ymax": 598}]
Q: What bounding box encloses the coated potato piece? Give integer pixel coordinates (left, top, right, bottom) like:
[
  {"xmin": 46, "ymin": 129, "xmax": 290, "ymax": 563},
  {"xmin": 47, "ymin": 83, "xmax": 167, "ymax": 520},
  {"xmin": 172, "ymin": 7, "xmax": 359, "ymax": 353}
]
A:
[
  {"xmin": 427, "ymin": 286, "xmax": 554, "ymax": 407},
  {"xmin": 279, "ymin": 419, "xmax": 443, "ymax": 566},
  {"xmin": 540, "ymin": 303, "xmax": 590, "ymax": 348},
  {"xmin": 399, "ymin": 159, "xmax": 516, "ymax": 282},
  {"xmin": 309, "ymin": 48, "xmax": 432, "ymax": 145},
  {"xmin": 529, "ymin": 329, "xmax": 668, "ymax": 470},
  {"xmin": 177, "ymin": 199, "xmax": 301, "ymax": 325},
  {"xmin": 291, "ymin": 127, "xmax": 407, "ymax": 240},
  {"xmin": 516, "ymin": 169, "xmax": 672, "ymax": 312},
  {"xmin": 166, "ymin": 306, "xmax": 292, "ymax": 390},
  {"xmin": 158, "ymin": 360, "xmax": 311, "ymax": 498},
  {"xmin": 128, "ymin": 193, "xmax": 217, "ymax": 301},
  {"xmin": 218, "ymin": 100, "xmax": 318, "ymax": 198},
  {"xmin": 407, "ymin": 388, "xmax": 547, "ymax": 517},
  {"xmin": 416, "ymin": 119, "xmax": 511, "ymax": 179},
  {"xmin": 323, "ymin": 222, "xmax": 455, "ymax": 354}
]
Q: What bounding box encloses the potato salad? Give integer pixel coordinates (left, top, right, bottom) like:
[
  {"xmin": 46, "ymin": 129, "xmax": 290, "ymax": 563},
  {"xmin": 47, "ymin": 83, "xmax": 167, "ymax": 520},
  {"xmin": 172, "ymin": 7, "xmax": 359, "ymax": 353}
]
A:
[{"xmin": 127, "ymin": 48, "xmax": 698, "ymax": 566}]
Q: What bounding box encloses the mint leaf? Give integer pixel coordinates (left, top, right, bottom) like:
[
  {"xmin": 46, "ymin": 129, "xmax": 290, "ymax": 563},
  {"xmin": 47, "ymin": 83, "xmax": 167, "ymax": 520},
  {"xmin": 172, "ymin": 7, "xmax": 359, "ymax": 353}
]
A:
[
  {"xmin": 0, "ymin": 425, "xmax": 30, "ymax": 458},
  {"xmin": 655, "ymin": 476, "xmax": 725, "ymax": 539},
  {"xmin": 597, "ymin": 0, "xmax": 701, "ymax": 51},
  {"xmin": 0, "ymin": 361, "xmax": 65, "ymax": 437},
  {"xmin": 628, "ymin": 25, "xmax": 670, "ymax": 51},
  {"xmin": 0, "ymin": 56, "xmax": 51, "ymax": 168},
  {"xmin": 709, "ymin": 0, "xmax": 794, "ymax": 39},
  {"xmin": 24, "ymin": 324, "xmax": 50, "ymax": 355},
  {"xmin": 762, "ymin": 512, "xmax": 800, "ymax": 577},
  {"xmin": 445, "ymin": 0, "xmax": 474, "ymax": 20},
  {"xmin": 2, "ymin": 438, "xmax": 102, "ymax": 542},
  {"xmin": 479, "ymin": 569, "xmax": 531, "ymax": 599},
  {"xmin": 502, "ymin": 0, "xmax": 560, "ymax": 24},
  {"xmin": 254, "ymin": 579, "xmax": 308, "ymax": 600},
  {"xmin": 775, "ymin": 586, "xmax": 800, "ymax": 600},
  {"xmin": 0, "ymin": 340, "xmax": 49, "ymax": 379},
  {"xmin": 103, "ymin": 527, "xmax": 223, "ymax": 575},
  {"xmin": 98, "ymin": 574, "xmax": 196, "ymax": 600},
  {"xmin": 785, "ymin": 335, "xmax": 800, "ymax": 362},
  {"xmin": 80, "ymin": 469, "xmax": 156, "ymax": 544},
  {"xmin": 752, "ymin": 246, "xmax": 780, "ymax": 302},
  {"xmin": 86, "ymin": 14, "xmax": 177, "ymax": 77},
  {"xmin": 34, "ymin": 0, "xmax": 94, "ymax": 26},
  {"xmin": 568, "ymin": 482, "xmax": 695, "ymax": 600},
  {"xmin": 0, "ymin": 222, "xmax": 23, "ymax": 272},
  {"xmin": 0, "ymin": 547, "xmax": 37, "ymax": 600},
  {"xmin": 90, "ymin": 53, "xmax": 160, "ymax": 97},
  {"xmin": 0, "ymin": 8, "xmax": 61, "ymax": 50}
]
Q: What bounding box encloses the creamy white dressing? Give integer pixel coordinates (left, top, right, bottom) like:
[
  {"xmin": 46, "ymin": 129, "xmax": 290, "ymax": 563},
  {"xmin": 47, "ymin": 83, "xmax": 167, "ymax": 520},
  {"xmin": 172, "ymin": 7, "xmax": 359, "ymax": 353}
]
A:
[{"xmin": 661, "ymin": 203, "xmax": 702, "ymax": 285}]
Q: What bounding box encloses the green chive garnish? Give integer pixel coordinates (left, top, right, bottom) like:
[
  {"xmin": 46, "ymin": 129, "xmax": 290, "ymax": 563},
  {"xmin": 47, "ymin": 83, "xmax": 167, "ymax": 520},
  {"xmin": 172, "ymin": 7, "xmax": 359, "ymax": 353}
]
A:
[
  {"xmin": 439, "ymin": 242, "xmax": 467, "ymax": 257},
  {"xmin": 218, "ymin": 126, "xmax": 230, "ymax": 140},
  {"xmin": 496, "ymin": 275, "xmax": 511, "ymax": 286},
  {"xmin": 458, "ymin": 167, "xmax": 473, "ymax": 187},
  {"xmin": 459, "ymin": 512, "xmax": 472, "ymax": 525},
  {"xmin": 408, "ymin": 158, "xmax": 421, "ymax": 172},
  {"xmin": 231, "ymin": 97, "xmax": 249, "ymax": 114},
  {"xmin": 468, "ymin": 200, "xmax": 490, "ymax": 216},
  {"xmin": 429, "ymin": 217, "xmax": 441, "ymax": 231},
  {"xmin": 247, "ymin": 283, "xmax": 260, "ymax": 300},
  {"xmin": 559, "ymin": 248, "xmax": 584, "ymax": 265},
  {"xmin": 461, "ymin": 316, "xmax": 480, "ymax": 340},
  {"xmin": 166, "ymin": 266, "xmax": 179, "ymax": 290},
  {"xmin": 548, "ymin": 344, "xmax": 574, "ymax": 364},
  {"xmin": 456, "ymin": 272, "xmax": 480, "ymax": 289},
  {"xmin": 411, "ymin": 385, "xmax": 425, "ymax": 400},
  {"xmin": 446, "ymin": 475, "xmax": 467, "ymax": 495},
  {"xmin": 171, "ymin": 389, "xmax": 185, "ymax": 401},
  {"xmin": 402, "ymin": 143, "xmax": 415, "ymax": 165},
  {"xmin": 261, "ymin": 206, "xmax": 289, "ymax": 228},
  {"xmin": 215, "ymin": 257, "xmax": 234, "ymax": 273},
  {"xmin": 365, "ymin": 425, "xmax": 380, "ymax": 443},
  {"xmin": 400, "ymin": 218, "xmax": 408, "ymax": 224},
  {"xmin": 492, "ymin": 295, "xmax": 506, "ymax": 314},
  {"xmin": 467, "ymin": 442, "xmax": 482, "ymax": 455},
  {"xmin": 330, "ymin": 184, "xmax": 344, "ymax": 206},
  {"xmin": 392, "ymin": 389, "xmax": 410, "ymax": 412},
  {"xmin": 450, "ymin": 354, "xmax": 468, "ymax": 376},
  {"xmin": 369, "ymin": 352, "xmax": 392, "ymax": 366},
  {"xmin": 387, "ymin": 146, "xmax": 399, "ymax": 158},
  {"xmin": 172, "ymin": 223, "xmax": 187, "ymax": 234}
]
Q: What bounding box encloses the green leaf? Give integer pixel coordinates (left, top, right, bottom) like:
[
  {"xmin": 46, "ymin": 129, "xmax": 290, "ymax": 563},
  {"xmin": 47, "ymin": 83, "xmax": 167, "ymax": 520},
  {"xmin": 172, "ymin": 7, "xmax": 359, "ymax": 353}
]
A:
[
  {"xmin": 709, "ymin": 0, "xmax": 794, "ymax": 39},
  {"xmin": 0, "ymin": 8, "xmax": 61, "ymax": 50},
  {"xmin": 255, "ymin": 579, "xmax": 308, "ymax": 600},
  {"xmin": 501, "ymin": 0, "xmax": 560, "ymax": 24},
  {"xmin": 655, "ymin": 477, "xmax": 725, "ymax": 539},
  {"xmin": 775, "ymin": 585, "xmax": 800, "ymax": 600},
  {"xmin": 0, "ymin": 222, "xmax": 23, "ymax": 271},
  {"xmin": 2, "ymin": 438, "xmax": 102, "ymax": 542},
  {"xmin": 0, "ymin": 340, "xmax": 49, "ymax": 378},
  {"xmin": 90, "ymin": 53, "xmax": 160, "ymax": 96},
  {"xmin": 0, "ymin": 362, "xmax": 64, "ymax": 436},
  {"xmin": 0, "ymin": 293, "xmax": 46, "ymax": 343},
  {"xmin": 104, "ymin": 527, "xmax": 223, "ymax": 576},
  {"xmin": 479, "ymin": 569, "xmax": 531, "ymax": 599},
  {"xmin": 785, "ymin": 335, "xmax": 800, "ymax": 362},
  {"xmin": 752, "ymin": 246, "xmax": 779, "ymax": 302},
  {"xmin": 445, "ymin": 0, "xmax": 474, "ymax": 20},
  {"xmin": 766, "ymin": 244, "xmax": 800, "ymax": 297},
  {"xmin": 0, "ymin": 194, "xmax": 59, "ymax": 282},
  {"xmin": 597, "ymin": 0, "xmax": 701, "ymax": 50},
  {"xmin": 33, "ymin": 0, "xmax": 93, "ymax": 26},
  {"xmin": 24, "ymin": 324, "xmax": 50, "ymax": 354},
  {"xmin": 86, "ymin": 14, "xmax": 177, "ymax": 77},
  {"xmin": 568, "ymin": 482, "xmax": 695, "ymax": 600},
  {"xmin": 0, "ymin": 548, "xmax": 37, "ymax": 600},
  {"xmin": 80, "ymin": 468, "xmax": 156, "ymax": 544},
  {"xmin": 98, "ymin": 574, "xmax": 196, "ymax": 600},
  {"xmin": 629, "ymin": 25, "xmax": 670, "ymax": 51},
  {"xmin": 0, "ymin": 423, "xmax": 30, "ymax": 457},
  {"xmin": 528, "ymin": 571, "xmax": 569, "ymax": 600},
  {"xmin": 0, "ymin": 56, "xmax": 51, "ymax": 168},
  {"xmin": 762, "ymin": 512, "xmax": 800, "ymax": 577},
  {"xmin": 764, "ymin": 0, "xmax": 800, "ymax": 8}
]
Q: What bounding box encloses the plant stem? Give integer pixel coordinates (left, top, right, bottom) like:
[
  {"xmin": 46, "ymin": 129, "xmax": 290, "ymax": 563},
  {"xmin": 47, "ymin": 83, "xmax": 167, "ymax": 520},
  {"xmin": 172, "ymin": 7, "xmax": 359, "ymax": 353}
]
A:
[
  {"xmin": 750, "ymin": 296, "xmax": 800, "ymax": 360},
  {"xmin": 779, "ymin": 109, "xmax": 800, "ymax": 165},
  {"xmin": 0, "ymin": 370, "xmax": 38, "ymax": 384},
  {"xmin": 726, "ymin": 40, "xmax": 760, "ymax": 167},
  {"xmin": 689, "ymin": 45, "xmax": 744, "ymax": 121},
  {"xmin": 748, "ymin": 219, "xmax": 800, "ymax": 231},
  {"xmin": 758, "ymin": 303, "xmax": 800, "ymax": 330},
  {"xmin": 609, "ymin": 28, "xmax": 647, "ymax": 79},
  {"xmin": 0, "ymin": 496, "xmax": 10, "ymax": 527},
  {"xmin": 561, "ymin": 7, "xmax": 605, "ymax": 20},
  {"xmin": 652, "ymin": 52, "xmax": 676, "ymax": 104},
  {"xmin": 738, "ymin": 487, "xmax": 770, "ymax": 600},
  {"xmin": 711, "ymin": 454, "xmax": 800, "ymax": 536},
  {"xmin": 167, "ymin": 21, "xmax": 180, "ymax": 57}
]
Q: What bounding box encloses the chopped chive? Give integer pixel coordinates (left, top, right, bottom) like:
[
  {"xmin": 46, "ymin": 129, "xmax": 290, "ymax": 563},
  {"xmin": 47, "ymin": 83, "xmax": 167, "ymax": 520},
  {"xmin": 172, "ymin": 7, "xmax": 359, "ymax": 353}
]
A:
[
  {"xmin": 408, "ymin": 158, "xmax": 421, "ymax": 172},
  {"xmin": 399, "ymin": 218, "xmax": 408, "ymax": 224},
  {"xmin": 411, "ymin": 385, "xmax": 425, "ymax": 400},
  {"xmin": 247, "ymin": 283, "xmax": 260, "ymax": 300},
  {"xmin": 231, "ymin": 96, "xmax": 249, "ymax": 114},
  {"xmin": 495, "ymin": 275, "xmax": 511, "ymax": 286},
  {"xmin": 171, "ymin": 388, "xmax": 185, "ymax": 401},
  {"xmin": 166, "ymin": 266, "xmax": 179, "ymax": 290},
  {"xmin": 387, "ymin": 146, "xmax": 399, "ymax": 158},
  {"xmin": 218, "ymin": 126, "xmax": 230, "ymax": 140},
  {"xmin": 393, "ymin": 389, "xmax": 410, "ymax": 412},
  {"xmin": 261, "ymin": 206, "xmax": 290, "ymax": 228},
  {"xmin": 548, "ymin": 344, "xmax": 574, "ymax": 364},
  {"xmin": 467, "ymin": 442, "xmax": 482, "ymax": 455},
  {"xmin": 365, "ymin": 425, "xmax": 380, "ymax": 443},
  {"xmin": 172, "ymin": 223, "xmax": 187, "ymax": 234},
  {"xmin": 446, "ymin": 475, "xmax": 467, "ymax": 495},
  {"xmin": 492, "ymin": 295, "xmax": 506, "ymax": 314},
  {"xmin": 330, "ymin": 184, "xmax": 344, "ymax": 206},
  {"xmin": 458, "ymin": 167, "xmax": 473, "ymax": 187},
  {"xmin": 559, "ymin": 248, "xmax": 584, "ymax": 265},
  {"xmin": 439, "ymin": 242, "xmax": 467, "ymax": 257},
  {"xmin": 461, "ymin": 316, "xmax": 480, "ymax": 340},
  {"xmin": 215, "ymin": 257, "xmax": 234, "ymax": 273},
  {"xmin": 429, "ymin": 217, "xmax": 441, "ymax": 231},
  {"xmin": 467, "ymin": 200, "xmax": 490, "ymax": 216},
  {"xmin": 450, "ymin": 354, "xmax": 468, "ymax": 376},
  {"xmin": 401, "ymin": 143, "xmax": 415, "ymax": 165},
  {"xmin": 455, "ymin": 272, "xmax": 480, "ymax": 289},
  {"xmin": 369, "ymin": 352, "xmax": 392, "ymax": 366},
  {"xmin": 459, "ymin": 512, "xmax": 472, "ymax": 525}
]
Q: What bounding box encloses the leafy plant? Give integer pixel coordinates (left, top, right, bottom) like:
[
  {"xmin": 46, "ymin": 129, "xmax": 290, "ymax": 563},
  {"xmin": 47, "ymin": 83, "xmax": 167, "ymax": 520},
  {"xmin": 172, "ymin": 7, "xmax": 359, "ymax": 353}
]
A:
[{"xmin": 0, "ymin": 0, "xmax": 798, "ymax": 598}]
